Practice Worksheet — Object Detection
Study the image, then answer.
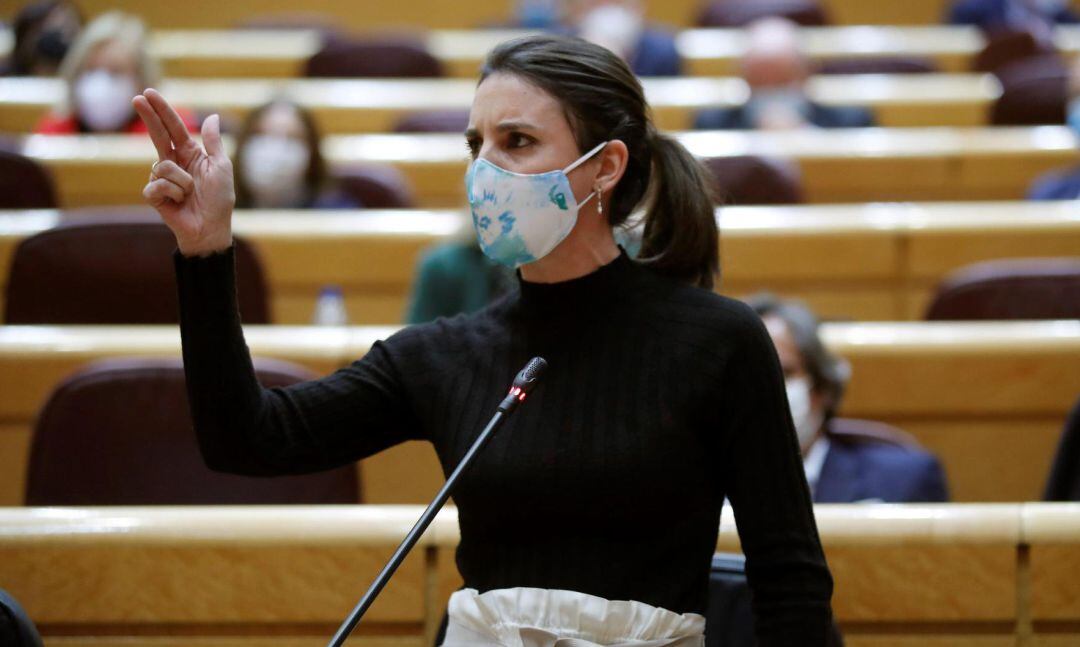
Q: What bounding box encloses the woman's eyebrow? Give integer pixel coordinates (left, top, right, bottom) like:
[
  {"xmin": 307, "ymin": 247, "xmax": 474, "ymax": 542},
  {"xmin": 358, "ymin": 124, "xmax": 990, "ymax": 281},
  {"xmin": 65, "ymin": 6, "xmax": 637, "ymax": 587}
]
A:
[{"xmin": 495, "ymin": 121, "xmax": 537, "ymax": 133}]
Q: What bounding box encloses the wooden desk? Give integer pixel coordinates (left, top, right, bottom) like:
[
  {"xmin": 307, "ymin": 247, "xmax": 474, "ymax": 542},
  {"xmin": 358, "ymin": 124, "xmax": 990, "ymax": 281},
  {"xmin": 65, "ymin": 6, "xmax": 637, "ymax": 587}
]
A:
[
  {"xmin": 15, "ymin": 127, "xmax": 1079, "ymax": 208},
  {"xmin": 1025, "ymin": 504, "xmax": 1080, "ymax": 644},
  {"xmin": 4, "ymin": 24, "xmax": 1080, "ymax": 78},
  {"xmin": 0, "ymin": 74, "xmax": 1001, "ymax": 134},
  {"xmin": 0, "ymin": 320, "xmax": 1076, "ymax": 506},
  {"xmin": 6, "ymin": 503, "xmax": 1078, "ymax": 646},
  {"xmin": 16, "ymin": 0, "xmax": 1077, "ymax": 29},
  {"xmin": 1, "ymin": 201, "xmax": 1077, "ymax": 324}
]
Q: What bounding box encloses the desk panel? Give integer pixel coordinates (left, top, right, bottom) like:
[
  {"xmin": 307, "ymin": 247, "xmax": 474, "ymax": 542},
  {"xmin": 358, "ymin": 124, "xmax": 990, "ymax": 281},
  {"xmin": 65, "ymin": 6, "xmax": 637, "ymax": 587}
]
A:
[
  {"xmin": 16, "ymin": 128, "xmax": 1079, "ymax": 208},
  {"xmin": 0, "ymin": 75, "xmax": 1000, "ymax": 134}
]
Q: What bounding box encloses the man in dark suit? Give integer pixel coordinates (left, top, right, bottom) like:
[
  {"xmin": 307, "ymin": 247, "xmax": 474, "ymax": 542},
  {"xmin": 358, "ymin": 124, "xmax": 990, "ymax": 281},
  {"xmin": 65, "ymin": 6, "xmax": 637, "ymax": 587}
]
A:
[
  {"xmin": 747, "ymin": 294, "xmax": 949, "ymax": 503},
  {"xmin": 947, "ymin": 0, "xmax": 1079, "ymax": 31},
  {"xmin": 1029, "ymin": 56, "xmax": 1080, "ymax": 200},
  {"xmin": 694, "ymin": 17, "xmax": 874, "ymax": 131}
]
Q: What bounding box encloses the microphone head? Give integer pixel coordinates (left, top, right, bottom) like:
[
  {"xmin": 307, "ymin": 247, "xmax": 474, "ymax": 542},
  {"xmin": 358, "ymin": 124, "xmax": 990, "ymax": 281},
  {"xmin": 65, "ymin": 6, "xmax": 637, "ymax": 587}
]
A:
[{"xmin": 512, "ymin": 357, "xmax": 547, "ymax": 394}]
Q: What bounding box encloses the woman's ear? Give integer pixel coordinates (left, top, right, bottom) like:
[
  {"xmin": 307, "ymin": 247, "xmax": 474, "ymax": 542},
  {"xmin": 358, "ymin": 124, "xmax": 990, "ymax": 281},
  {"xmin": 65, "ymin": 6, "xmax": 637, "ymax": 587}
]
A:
[{"xmin": 594, "ymin": 139, "xmax": 629, "ymax": 194}]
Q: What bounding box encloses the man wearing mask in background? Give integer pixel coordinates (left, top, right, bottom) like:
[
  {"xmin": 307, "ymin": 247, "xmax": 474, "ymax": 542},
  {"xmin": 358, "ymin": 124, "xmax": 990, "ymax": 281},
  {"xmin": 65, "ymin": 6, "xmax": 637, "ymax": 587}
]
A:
[
  {"xmin": 513, "ymin": 0, "xmax": 681, "ymax": 76},
  {"xmin": 1028, "ymin": 56, "xmax": 1080, "ymax": 199},
  {"xmin": 7, "ymin": 0, "xmax": 83, "ymax": 76},
  {"xmin": 694, "ymin": 17, "xmax": 874, "ymax": 131},
  {"xmin": 747, "ymin": 293, "xmax": 949, "ymax": 503}
]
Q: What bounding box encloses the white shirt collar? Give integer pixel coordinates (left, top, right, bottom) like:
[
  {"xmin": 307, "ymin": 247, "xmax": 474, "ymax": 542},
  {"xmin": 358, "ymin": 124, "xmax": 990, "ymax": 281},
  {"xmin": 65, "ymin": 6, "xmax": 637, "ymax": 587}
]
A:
[{"xmin": 802, "ymin": 435, "xmax": 831, "ymax": 494}]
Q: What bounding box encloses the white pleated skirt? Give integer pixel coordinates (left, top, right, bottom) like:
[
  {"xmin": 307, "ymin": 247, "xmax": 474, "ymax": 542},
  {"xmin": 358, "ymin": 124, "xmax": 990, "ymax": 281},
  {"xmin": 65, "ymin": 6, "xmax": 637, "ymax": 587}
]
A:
[{"xmin": 440, "ymin": 587, "xmax": 706, "ymax": 647}]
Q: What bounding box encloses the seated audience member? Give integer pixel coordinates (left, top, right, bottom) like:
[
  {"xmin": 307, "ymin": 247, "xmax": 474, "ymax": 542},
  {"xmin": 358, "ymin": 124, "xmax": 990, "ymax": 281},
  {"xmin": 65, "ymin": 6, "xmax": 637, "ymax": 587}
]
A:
[
  {"xmin": 514, "ymin": 0, "xmax": 682, "ymax": 76},
  {"xmin": 747, "ymin": 293, "xmax": 949, "ymax": 503},
  {"xmin": 34, "ymin": 11, "xmax": 196, "ymax": 134},
  {"xmin": 694, "ymin": 17, "xmax": 875, "ymax": 130},
  {"xmin": 947, "ymin": 0, "xmax": 1078, "ymax": 32},
  {"xmin": 1029, "ymin": 57, "xmax": 1080, "ymax": 199},
  {"xmin": 406, "ymin": 236, "xmax": 516, "ymax": 324},
  {"xmin": 233, "ymin": 101, "xmax": 359, "ymax": 210},
  {"xmin": 6, "ymin": 0, "xmax": 82, "ymax": 76},
  {"xmin": 408, "ymin": 227, "xmax": 641, "ymax": 323}
]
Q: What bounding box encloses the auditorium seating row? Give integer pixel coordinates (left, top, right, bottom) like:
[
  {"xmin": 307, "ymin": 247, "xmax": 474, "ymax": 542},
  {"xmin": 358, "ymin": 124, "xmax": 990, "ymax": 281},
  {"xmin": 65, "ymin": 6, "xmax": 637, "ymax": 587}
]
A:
[
  {"xmin": 2, "ymin": 24, "xmax": 1080, "ymax": 78},
  {"xmin": 12, "ymin": 127, "xmax": 1078, "ymax": 207},
  {"xmin": 2, "ymin": 503, "xmax": 1079, "ymax": 646},
  {"xmin": 0, "ymin": 318, "xmax": 1075, "ymax": 506},
  {"xmin": 0, "ymin": 74, "xmax": 1003, "ymax": 132},
  {"xmin": 19, "ymin": 0, "xmax": 1079, "ymax": 30},
  {"xmin": 1, "ymin": 203, "xmax": 1075, "ymax": 324}
]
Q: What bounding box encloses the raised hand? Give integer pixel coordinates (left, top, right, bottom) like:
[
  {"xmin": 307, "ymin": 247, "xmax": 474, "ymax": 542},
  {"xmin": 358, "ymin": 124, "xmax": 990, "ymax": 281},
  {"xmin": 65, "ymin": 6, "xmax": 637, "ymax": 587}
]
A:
[{"xmin": 133, "ymin": 88, "xmax": 235, "ymax": 256}]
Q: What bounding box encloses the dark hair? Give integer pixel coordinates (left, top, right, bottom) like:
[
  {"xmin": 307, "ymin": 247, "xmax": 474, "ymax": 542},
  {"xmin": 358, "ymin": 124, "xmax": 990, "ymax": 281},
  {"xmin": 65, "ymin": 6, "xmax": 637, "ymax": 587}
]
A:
[
  {"xmin": 746, "ymin": 292, "xmax": 850, "ymax": 421},
  {"xmin": 12, "ymin": 0, "xmax": 82, "ymax": 75},
  {"xmin": 233, "ymin": 99, "xmax": 328, "ymax": 209},
  {"xmin": 480, "ymin": 35, "xmax": 719, "ymax": 289}
]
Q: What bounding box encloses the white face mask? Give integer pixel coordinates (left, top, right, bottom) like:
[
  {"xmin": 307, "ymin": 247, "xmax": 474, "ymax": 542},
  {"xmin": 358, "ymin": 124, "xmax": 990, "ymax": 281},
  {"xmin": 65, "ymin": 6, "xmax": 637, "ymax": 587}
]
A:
[
  {"xmin": 240, "ymin": 135, "xmax": 311, "ymax": 208},
  {"xmin": 579, "ymin": 4, "xmax": 645, "ymax": 59},
  {"xmin": 785, "ymin": 376, "xmax": 824, "ymax": 451},
  {"xmin": 465, "ymin": 141, "xmax": 606, "ymax": 267},
  {"xmin": 746, "ymin": 87, "xmax": 811, "ymax": 129},
  {"xmin": 74, "ymin": 69, "xmax": 137, "ymax": 132}
]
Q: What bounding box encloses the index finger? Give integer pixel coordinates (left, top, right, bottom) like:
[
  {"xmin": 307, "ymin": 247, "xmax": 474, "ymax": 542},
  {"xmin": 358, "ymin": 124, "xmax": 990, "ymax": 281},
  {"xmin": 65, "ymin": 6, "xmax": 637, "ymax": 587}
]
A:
[
  {"xmin": 144, "ymin": 88, "xmax": 193, "ymax": 148},
  {"xmin": 133, "ymin": 94, "xmax": 175, "ymax": 162}
]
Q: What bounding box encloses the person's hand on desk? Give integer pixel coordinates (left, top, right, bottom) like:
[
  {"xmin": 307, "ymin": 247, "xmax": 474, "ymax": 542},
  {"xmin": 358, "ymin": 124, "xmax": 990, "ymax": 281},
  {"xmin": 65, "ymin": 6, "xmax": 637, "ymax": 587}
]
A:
[{"xmin": 133, "ymin": 88, "xmax": 235, "ymax": 257}]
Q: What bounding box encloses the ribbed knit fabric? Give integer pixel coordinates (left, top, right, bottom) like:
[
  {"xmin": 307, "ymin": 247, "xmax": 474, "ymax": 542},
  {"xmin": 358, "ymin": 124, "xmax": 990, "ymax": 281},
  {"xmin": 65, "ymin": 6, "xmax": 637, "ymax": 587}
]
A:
[{"xmin": 174, "ymin": 247, "xmax": 834, "ymax": 645}]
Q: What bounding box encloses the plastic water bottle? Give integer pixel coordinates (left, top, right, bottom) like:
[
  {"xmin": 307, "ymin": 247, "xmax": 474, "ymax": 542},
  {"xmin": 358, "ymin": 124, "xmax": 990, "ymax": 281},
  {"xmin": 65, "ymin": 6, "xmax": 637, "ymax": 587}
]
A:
[{"xmin": 312, "ymin": 286, "xmax": 348, "ymax": 326}]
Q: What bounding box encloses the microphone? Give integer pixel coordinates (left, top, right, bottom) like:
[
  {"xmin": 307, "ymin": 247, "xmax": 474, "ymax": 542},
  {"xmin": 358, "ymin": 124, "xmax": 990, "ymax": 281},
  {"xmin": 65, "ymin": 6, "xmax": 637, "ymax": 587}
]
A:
[{"xmin": 326, "ymin": 357, "xmax": 548, "ymax": 647}]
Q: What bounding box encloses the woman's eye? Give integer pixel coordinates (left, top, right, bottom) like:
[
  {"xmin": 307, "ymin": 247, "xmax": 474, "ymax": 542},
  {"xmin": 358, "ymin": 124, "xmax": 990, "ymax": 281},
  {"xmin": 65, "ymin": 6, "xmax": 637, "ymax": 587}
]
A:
[
  {"xmin": 508, "ymin": 133, "xmax": 532, "ymax": 149},
  {"xmin": 465, "ymin": 139, "xmax": 480, "ymax": 159}
]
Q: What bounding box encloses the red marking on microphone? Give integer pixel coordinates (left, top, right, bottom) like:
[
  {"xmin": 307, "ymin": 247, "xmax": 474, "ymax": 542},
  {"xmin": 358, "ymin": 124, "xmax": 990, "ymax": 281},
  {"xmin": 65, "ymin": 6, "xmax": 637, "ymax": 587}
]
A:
[
  {"xmin": 518, "ymin": 391, "xmax": 527, "ymax": 401},
  {"xmin": 509, "ymin": 387, "xmax": 521, "ymax": 397}
]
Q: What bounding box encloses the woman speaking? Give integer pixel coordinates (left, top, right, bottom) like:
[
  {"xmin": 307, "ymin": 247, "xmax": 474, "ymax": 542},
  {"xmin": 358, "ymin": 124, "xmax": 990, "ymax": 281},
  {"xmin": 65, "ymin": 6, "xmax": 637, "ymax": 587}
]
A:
[{"xmin": 134, "ymin": 35, "xmax": 833, "ymax": 646}]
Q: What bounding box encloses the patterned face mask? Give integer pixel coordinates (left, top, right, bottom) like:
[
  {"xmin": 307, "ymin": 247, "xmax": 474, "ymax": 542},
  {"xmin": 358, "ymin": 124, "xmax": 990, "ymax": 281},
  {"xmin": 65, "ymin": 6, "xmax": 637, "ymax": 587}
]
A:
[{"xmin": 465, "ymin": 141, "xmax": 607, "ymax": 268}]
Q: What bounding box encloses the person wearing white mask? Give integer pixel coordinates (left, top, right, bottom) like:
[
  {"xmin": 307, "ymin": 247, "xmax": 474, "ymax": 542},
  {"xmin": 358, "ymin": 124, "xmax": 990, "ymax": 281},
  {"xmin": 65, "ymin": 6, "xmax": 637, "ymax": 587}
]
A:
[
  {"xmin": 35, "ymin": 11, "xmax": 196, "ymax": 135},
  {"xmin": 694, "ymin": 17, "xmax": 874, "ymax": 131},
  {"xmin": 1028, "ymin": 56, "xmax": 1080, "ymax": 200},
  {"xmin": 135, "ymin": 34, "xmax": 836, "ymax": 646},
  {"xmin": 747, "ymin": 293, "xmax": 949, "ymax": 504},
  {"xmin": 232, "ymin": 101, "xmax": 358, "ymax": 210},
  {"xmin": 516, "ymin": 0, "xmax": 681, "ymax": 76}
]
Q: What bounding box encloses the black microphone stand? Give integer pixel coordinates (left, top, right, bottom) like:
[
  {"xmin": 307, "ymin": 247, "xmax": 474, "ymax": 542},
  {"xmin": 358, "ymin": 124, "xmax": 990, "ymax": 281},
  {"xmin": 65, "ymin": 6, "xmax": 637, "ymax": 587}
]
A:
[{"xmin": 326, "ymin": 358, "xmax": 548, "ymax": 647}]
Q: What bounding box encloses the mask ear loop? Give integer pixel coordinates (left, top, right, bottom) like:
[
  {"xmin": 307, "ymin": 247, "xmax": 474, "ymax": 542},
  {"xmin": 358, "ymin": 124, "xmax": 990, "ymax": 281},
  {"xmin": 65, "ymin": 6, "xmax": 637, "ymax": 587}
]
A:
[
  {"xmin": 562, "ymin": 141, "xmax": 608, "ymax": 175},
  {"xmin": 563, "ymin": 141, "xmax": 609, "ymax": 216}
]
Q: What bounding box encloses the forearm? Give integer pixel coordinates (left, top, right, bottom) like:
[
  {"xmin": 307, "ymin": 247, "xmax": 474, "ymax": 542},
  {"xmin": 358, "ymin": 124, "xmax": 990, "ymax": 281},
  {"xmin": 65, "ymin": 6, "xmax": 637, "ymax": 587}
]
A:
[{"xmin": 174, "ymin": 247, "xmax": 289, "ymax": 475}]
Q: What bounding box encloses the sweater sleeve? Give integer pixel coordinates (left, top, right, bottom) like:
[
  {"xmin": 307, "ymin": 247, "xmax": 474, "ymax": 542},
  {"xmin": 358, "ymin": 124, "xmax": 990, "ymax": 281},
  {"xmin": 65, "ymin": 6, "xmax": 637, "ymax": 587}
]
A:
[
  {"xmin": 718, "ymin": 307, "xmax": 834, "ymax": 645},
  {"xmin": 174, "ymin": 247, "xmax": 424, "ymax": 477}
]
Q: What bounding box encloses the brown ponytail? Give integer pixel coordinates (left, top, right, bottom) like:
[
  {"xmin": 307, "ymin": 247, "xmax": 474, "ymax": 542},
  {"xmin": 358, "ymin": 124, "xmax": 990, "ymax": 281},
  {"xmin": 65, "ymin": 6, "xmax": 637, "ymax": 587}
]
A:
[
  {"xmin": 639, "ymin": 128, "xmax": 719, "ymax": 289},
  {"xmin": 481, "ymin": 35, "xmax": 720, "ymax": 289}
]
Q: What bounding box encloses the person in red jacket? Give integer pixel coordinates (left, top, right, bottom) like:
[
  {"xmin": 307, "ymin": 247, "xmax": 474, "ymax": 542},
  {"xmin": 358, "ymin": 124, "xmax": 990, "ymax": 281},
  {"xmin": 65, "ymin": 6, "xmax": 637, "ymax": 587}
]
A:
[{"xmin": 34, "ymin": 11, "xmax": 195, "ymax": 135}]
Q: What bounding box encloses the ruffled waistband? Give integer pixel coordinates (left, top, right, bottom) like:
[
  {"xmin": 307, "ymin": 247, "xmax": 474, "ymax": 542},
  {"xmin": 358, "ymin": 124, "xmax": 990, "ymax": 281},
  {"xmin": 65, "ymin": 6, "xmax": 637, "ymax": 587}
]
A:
[{"xmin": 442, "ymin": 587, "xmax": 706, "ymax": 646}]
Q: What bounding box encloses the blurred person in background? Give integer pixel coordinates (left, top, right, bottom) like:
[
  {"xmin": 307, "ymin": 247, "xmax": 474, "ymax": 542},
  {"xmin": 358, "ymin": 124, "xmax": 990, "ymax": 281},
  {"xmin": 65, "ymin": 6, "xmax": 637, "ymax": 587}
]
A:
[
  {"xmin": 406, "ymin": 229, "xmax": 516, "ymax": 324},
  {"xmin": 407, "ymin": 226, "xmax": 640, "ymax": 323},
  {"xmin": 233, "ymin": 100, "xmax": 358, "ymax": 210},
  {"xmin": 947, "ymin": 0, "xmax": 1078, "ymax": 32},
  {"xmin": 1028, "ymin": 56, "xmax": 1080, "ymax": 199},
  {"xmin": 34, "ymin": 11, "xmax": 197, "ymax": 134},
  {"xmin": 694, "ymin": 17, "xmax": 874, "ymax": 130},
  {"xmin": 748, "ymin": 293, "xmax": 950, "ymax": 503},
  {"xmin": 6, "ymin": 0, "xmax": 82, "ymax": 76},
  {"xmin": 514, "ymin": 0, "xmax": 681, "ymax": 76}
]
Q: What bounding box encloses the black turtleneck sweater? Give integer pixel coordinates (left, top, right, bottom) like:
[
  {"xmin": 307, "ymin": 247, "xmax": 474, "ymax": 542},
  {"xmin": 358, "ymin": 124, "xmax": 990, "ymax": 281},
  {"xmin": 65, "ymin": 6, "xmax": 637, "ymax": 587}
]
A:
[{"xmin": 174, "ymin": 247, "xmax": 834, "ymax": 645}]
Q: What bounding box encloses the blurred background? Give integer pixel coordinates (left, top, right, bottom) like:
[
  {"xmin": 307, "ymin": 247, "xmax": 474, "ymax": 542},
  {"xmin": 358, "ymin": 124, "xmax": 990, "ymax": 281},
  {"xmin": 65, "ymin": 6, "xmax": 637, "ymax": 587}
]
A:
[{"xmin": 0, "ymin": 2, "xmax": 1079, "ymax": 646}]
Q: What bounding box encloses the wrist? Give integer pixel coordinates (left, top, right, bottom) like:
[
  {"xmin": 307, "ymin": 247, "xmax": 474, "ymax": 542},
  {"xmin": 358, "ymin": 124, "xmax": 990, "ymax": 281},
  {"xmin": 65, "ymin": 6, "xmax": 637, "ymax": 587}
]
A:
[{"xmin": 179, "ymin": 231, "xmax": 233, "ymax": 258}]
